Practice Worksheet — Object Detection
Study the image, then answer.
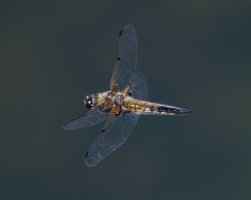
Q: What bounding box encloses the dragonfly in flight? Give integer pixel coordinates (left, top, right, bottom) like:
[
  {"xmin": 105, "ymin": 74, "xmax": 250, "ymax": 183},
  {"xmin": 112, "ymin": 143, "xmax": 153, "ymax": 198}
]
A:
[{"xmin": 63, "ymin": 25, "xmax": 192, "ymax": 167}]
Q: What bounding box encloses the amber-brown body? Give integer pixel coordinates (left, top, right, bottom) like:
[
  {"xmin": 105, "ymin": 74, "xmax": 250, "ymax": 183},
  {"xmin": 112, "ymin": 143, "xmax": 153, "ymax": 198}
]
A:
[
  {"xmin": 92, "ymin": 89, "xmax": 182, "ymax": 116},
  {"xmin": 86, "ymin": 76, "xmax": 190, "ymax": 117}
]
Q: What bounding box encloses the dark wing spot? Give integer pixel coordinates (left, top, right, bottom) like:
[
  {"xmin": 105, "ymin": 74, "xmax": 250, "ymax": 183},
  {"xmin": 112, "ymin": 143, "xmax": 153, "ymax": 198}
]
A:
[
  {"xmin": 117, "ymin": 57, "xmax": 120, "ymax": 61},
  {"xmin": 85, "ymin": 151, "xmax": 89, "ymax": 159},
  {"xmin": 102, "ymin": 129, "xmax": 106, "ymax": 133},
  {"xmin": 119, "ymin": 29, "xmax": 123, "ymax": 37}
]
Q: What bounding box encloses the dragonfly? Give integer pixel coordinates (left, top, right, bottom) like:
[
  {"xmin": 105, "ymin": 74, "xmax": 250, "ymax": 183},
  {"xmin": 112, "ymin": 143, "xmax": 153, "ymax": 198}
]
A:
[{"xmin": 63, "ymin": 25, "xmax": 192, "ymax": 167}]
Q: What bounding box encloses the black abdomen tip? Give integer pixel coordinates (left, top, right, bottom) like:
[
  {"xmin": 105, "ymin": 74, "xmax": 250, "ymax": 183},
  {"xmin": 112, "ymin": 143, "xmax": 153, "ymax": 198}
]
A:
[
  {"xmin": 157, "ymin": 106, "xmax": 192, "ymax": 115},
  {"xmin": 85, "ymin": 151, "xmax": 89, "ymax": 159},
  {"xmin": 185, "ymin": 109, "xmax": 192, "ymax": 114},
  {"xmin": 157, "ymin": 106, "xmax": 176, "ymax": 113}
]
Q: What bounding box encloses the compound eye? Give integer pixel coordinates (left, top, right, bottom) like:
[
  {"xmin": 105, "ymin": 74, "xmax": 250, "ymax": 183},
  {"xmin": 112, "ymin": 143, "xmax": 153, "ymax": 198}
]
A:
[
  {"xmin": 87, "ymin": 98, "xmax": 92, "ymax": 104},
  {"xmin": 84, "ymin": 96, "xmax": 94, "ymax": 110}
]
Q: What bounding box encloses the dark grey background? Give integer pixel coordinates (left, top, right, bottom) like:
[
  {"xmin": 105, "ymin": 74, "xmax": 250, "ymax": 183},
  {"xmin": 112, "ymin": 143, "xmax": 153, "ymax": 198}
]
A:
[{"xmin": 1, "ymin": 0, "xmax": 251, "ymax": 199}]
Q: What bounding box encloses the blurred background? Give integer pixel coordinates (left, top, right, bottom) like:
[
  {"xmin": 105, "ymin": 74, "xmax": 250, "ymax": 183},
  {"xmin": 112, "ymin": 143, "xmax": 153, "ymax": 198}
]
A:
[{"xmin": 1, "ymin": 0, "xmax": 251, "ymax": 199}]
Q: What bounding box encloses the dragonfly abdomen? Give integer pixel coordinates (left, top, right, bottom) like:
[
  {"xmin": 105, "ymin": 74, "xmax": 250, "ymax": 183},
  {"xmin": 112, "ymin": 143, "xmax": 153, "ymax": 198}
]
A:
[
  {"xmin": 123, "ymin": 98, "xmax": 158, "ymax": 114},
  {"xmin": 123, "ymin": 98, "xmax": 192, "ymax": 115}
]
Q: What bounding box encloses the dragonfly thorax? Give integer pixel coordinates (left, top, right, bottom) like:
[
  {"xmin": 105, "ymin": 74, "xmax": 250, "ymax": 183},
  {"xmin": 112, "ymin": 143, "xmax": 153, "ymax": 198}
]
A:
[{"xmin": 105, "ymin": 91, "xmax": 125, "ymax": 105}]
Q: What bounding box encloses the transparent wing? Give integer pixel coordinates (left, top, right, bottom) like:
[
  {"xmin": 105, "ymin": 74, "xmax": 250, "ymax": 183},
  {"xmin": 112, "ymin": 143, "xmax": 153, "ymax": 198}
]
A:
[
  {"xmin": 110, "ymin": 25, "xmax": 138, "ymax": 91},
  {"xmin": 128, "ymin": 71, "xmax": 148, "ymax": 101},
  {"xmin": 83, "ymin": 25, "xmax": 148, "ymax": 167},
  {"xmin": 85, "ymin": 113, "xmax": 139, "ymax": 167},
  {"xmin": 63, "ymin": 108, "xmax": 107, "ymax": 131}
]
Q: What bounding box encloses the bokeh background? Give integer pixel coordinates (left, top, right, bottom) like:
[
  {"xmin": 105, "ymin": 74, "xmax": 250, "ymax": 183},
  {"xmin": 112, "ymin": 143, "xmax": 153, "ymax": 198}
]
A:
[{"xmin": 1, "ymin": 0, "xmax": 251, "ymax": 199}]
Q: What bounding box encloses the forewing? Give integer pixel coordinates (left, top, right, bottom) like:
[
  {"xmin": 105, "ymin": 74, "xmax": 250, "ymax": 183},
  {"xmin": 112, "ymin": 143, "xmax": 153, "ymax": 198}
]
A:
[
  {"xmin": 110, "ymin": 25, "xmax": 138, "ymax": 91},
  {"xmin": 63, "ymin": 108, "xmax": 107, "ymax": 130},
  {"xmin": 85, "ymin": 113, "xmax": 139, "ymax": 167}
]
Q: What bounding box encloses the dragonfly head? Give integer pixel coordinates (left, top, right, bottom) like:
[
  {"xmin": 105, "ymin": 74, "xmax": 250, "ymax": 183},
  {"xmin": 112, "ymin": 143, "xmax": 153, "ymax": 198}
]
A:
[{"xmin": 84, "ymin": 95, "xmax": 95, "ymax": 110}]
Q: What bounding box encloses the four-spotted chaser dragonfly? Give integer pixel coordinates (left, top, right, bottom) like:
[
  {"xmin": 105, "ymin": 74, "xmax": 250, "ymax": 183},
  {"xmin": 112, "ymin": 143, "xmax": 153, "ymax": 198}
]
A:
[{"xmin": 63, "ymin": 25, "xmax": 192, "ymax": 167}]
